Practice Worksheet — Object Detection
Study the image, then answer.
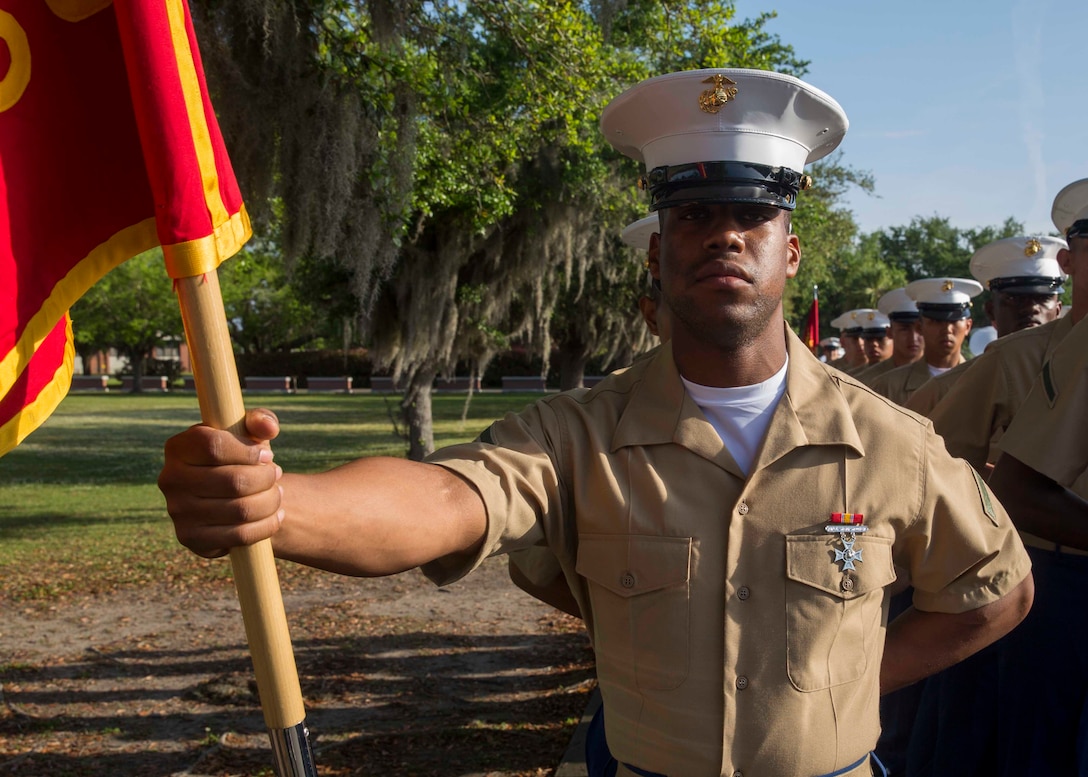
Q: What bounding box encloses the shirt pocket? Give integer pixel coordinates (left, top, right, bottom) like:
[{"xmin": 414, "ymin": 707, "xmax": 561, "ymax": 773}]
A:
[
  {"xmin": 784, "ymin": 533, "xmax": 895, "ymax": 692},
  {"xmin": 576, "ymin": 534, "xmax": 692, "ymax": 691}
]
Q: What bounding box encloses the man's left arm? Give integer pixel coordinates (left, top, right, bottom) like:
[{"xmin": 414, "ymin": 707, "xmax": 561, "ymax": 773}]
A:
[
  {"xmin": 990, "ymin": 454, "xmax": 1088, "ymax": 550},
  {"xmin": 883, "ymin": 427, "xmax": 1035, "ymax": 693},
  {"xmin": 880, "ymin": 574, "xmax": 1033, "ymax": 694}
]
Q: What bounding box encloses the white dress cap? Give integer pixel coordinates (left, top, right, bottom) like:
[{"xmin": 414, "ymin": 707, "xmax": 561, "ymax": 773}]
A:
[
  {"xmin": 819, "ymin": 336, "xmax": 841, "ymax": 348},
  {"xmin": 851, "ymin": 308, "xmax": 891, "ymax": 336},
  {"xmin": 600, "ymin": 69, "xmax": 848, "ymax": 210},
  {"xmin": 621, "ymin": 215, "xmax": 659, "ymax": 250},
  {"xmin": 969, "ymin": 236, "xmax": 1067, "ymax": 294},
  {"xmin": 969, "ymin": 326, "xmax": 998, "ymax": 355},
  {"xmin": 877, "ymin": 288, "xmax": 920, "ymax": 321},
  {"xmin": 830, "ymin": 309, "xmax": 868, "ymax": 333},
  {"xmin": 905, "ymin": 278, "xmax": 983, "ymax": 321},
  {"xmin": 1052, "ymin": 178, "xmax": 1088, "ymax": 238}
]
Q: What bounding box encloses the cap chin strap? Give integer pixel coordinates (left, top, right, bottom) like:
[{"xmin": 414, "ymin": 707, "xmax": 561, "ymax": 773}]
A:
[
  {"xmin": 641, "ymin": 161, "xmax": 812, "ymax": 211},
  {"xmin": 1067, "ymin": 219, "xmax": 1088, "ymax": 240}
]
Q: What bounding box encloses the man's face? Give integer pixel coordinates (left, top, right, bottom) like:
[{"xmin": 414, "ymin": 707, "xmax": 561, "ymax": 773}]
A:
[
  {"xmin": 1058, "ymin": 237, "xmax": 1088, "ymax": 317},
  {"xmin": 921, "ymin": 316, "xmax": 972, "ymax": 361},
  {"xmin": 985, "ymin": 291, "xmax": 1060, "ymax": 337},
  {"xmin": 861, "ymin": 333, "xmax": 892, "ymax": 363},
  {"xmin": 841, "ymin": 335, "xmax": 864, "ymax": 363},
  {"xmin": 649, "ymin": 202, "xmax": 799, "ymax": 350},
  {"xmin": 890, "ymin": 319, "xmax": 924, "ymax": 363}
]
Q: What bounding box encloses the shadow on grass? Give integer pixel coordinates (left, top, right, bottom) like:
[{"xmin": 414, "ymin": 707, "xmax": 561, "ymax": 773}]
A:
[{"xmin": 0, "ymin": 631, "xmax": 595, "ymax": 777}]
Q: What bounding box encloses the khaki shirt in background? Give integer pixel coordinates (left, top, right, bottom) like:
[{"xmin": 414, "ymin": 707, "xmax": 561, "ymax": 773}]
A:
[
  {"xmin": 928, "ymin": 315, "xmax": 1073, "ymax": 473},
  {"xmin": 905, "ymin": 359, "xmax": 976, "ymax": 418},
  {"xmin": 852, "ymin": 357, "xmax": 896, "ymax": 387},
  {"xmin": 424, "ymin": 330, "xmax": 1030, "ymax": 777},
  {"xmin": 870, "ymin": 356, "xmax": 964, "ymax": 407},
  {"xmin": 1000, "ymin": 316, "xmax": 1088, "ymax": 499}
]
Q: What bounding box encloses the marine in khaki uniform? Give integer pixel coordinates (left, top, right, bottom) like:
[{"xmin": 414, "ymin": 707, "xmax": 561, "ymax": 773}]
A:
[
  {"xmin": 927, "ymin": 228, "xmax": 1083, "ymax": 474},
  {"xmin": 827, "ymin": 311, "xmax": 868, "ymax": 372},
  {"xmin": 157, "ymin": 69, "xmax": 1033, "ymax": 777},
  {"xmin": 854, "ymin": 309, "xmax": 892, "ymax": 374},
  {"xmin": 904, "ymin": 183, "xmax": 1088, "ymax": 777},
  {"xmin": 985, "ymin": 307, "xmax": 1088, "ymax": 775},
  {"xmin": 854, "ymin": 289, "xmax": 923, "ymax": 387},
  {"xmin": 819, "ymin": 336, "xmax": 843, "ymax": 363},
  {"xmin": 868, "ymin": 278, "xmax": 980, "ymax": 406},
  {"xmin": 906, "ymin": 236, "xmax": 1066, "ymax": 417}
]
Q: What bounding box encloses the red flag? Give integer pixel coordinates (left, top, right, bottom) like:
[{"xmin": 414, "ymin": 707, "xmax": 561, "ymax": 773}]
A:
[
  {"xmin": 0, "ymin": 0, "xmax": 250, "ymax": 457},
  {"xmin": 803, "ymin": 285, "xmax": 820, "ymax": 350}
]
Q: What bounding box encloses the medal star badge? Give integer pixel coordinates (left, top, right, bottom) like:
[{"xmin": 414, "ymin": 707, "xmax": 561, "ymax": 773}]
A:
[{"xmin": 826, "ymin": 512, "xmax": 866, "ymax": 572}]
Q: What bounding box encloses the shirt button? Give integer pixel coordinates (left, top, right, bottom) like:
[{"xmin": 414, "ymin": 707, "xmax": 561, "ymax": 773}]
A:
[
  {"xmin": 620, "ymin": 572, "xmax": 636, "ymax": 589},
  {"xmin": 841, "ymin": 577, "xmax": 855, "ymax": 592},
  {"xmin": 733, "ymin": 772, "xmax": 744, "ymax": 777},
  {"xmin": 737, "ymin": 501, "xmax": 749, "ymax": 515},
  {"xmin": 737, "ymin": 585, "xmax": 751, "ymax": 600},
  {"xmin": 736, "ymin": 675, "xmax": 749, "ymax": 690}
]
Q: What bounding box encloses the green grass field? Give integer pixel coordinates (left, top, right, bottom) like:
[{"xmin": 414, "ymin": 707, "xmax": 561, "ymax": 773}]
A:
[{"xmin": 0, "ymin": 390, "xmax": 540, "ymax": 603}]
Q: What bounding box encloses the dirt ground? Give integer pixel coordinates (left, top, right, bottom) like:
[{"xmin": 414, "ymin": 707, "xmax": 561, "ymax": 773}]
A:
[{"xmin": 0, "ymin": 557, "xmax": 595, "ymax": 777}]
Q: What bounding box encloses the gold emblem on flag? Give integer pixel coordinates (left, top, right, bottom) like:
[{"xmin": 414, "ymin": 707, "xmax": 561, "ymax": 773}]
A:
[
  {"xmin": 699, "ymin": 75, "xmax": 738, "ymax": 114},
  {"xmin": 942, "ymin": 280, "xmax": 955, "ymax": 292},
  {"xmin": 1025, "ymin": 238, "xmax": 1042, "ymax": 257}
]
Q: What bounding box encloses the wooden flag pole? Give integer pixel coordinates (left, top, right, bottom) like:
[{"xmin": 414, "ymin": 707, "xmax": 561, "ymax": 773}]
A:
[{"xmin": 174, "ymin": 269, "xmax": 316, "ymax": 776}]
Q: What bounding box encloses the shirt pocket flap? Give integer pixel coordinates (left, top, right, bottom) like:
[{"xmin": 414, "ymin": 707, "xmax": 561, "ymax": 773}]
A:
[
  {"xmin": 576, "ymin": 534, "xmax": 692, "ymax": 599},
  {"xmin": 786, "ymin": 534, "xmax": 895, "ymax": 599}
]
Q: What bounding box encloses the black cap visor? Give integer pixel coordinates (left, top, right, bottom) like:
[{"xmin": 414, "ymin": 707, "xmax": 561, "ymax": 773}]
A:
[
  {"xmin": 645, "ymin": 162, "xmax": 804, "ymax": 211},
  {"xmin": 989, "ymin": 276, "xmax": 1064, "ymax": 296},
  {"xmin": 917, "ymin": 303, "xmax": 972, "ymax": 322},
  {"xmin": 1067, "ymin": 219, "xmax": 1088, "ymax": 240}
]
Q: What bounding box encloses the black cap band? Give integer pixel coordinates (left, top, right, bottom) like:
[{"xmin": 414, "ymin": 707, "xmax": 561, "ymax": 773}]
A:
[
  {"xmin": 989, "ymin": 276, "xmax": 1064, "ymax": 295},
  {"xmin": 1066, "ymin": 219, "xmax": 1088, "ymax": 239},
  {"xmin": 859, "ymin": 327, "xmax": 890, "ymax": 338},
  {"xmin": 917, "ymin": 302, "xmax": 972, "ymax": 322},
  {"xmin": 641, "ymin": 161, "xmax": 808, "ymax": 211},
  {"xmin": 888, "ymin": 311, "xmax": 920, "ymax": 323}
]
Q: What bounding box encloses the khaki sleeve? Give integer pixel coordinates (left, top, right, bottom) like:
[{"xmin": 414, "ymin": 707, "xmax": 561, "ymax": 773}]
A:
[
  {"xmin": 508, "ymin": 546, "xmax": 564, "ymax": 587},
  {"xmin": 419, "ymin": 402, "xmax": 564, "ymax": 586},
  {"xmin": 904, "ymin": 425, "xmax": 1032, "ymax": 614},
  {"xmin": 904, "ymin": 378, "xmax": 942, "ymax": 417},
  {"xmin": 929, "ymin": 353, "xmax": 1005, "ymax": 472},
  {"xmin": 1000, "ymin": 343, "xmax": 1088, "ymax": 494}
]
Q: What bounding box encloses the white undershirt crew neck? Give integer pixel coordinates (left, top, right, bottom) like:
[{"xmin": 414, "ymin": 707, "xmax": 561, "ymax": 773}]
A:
[{"xmin": 681, "ymin": 358, "xmax": 789, "ymax": 475}]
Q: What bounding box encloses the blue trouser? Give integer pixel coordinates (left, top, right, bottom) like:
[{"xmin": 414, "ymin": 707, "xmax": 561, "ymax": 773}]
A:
[
  {"xmin": 585, "ymin": 704, "xmax": 888, "ymax": 777},
  {"xmin": 991, "ymin": 546, "xmax": 1088, "ymax": 776}
]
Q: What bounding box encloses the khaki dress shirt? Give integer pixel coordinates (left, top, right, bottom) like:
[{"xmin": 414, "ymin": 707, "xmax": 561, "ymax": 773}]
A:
[
  {"xmin": 904, "ymin": 360, "xmax": 976, "ymax": 418},
  {"xmin": 928, "ymin": 315, "xmax": 1073, "ymax": 473},
  {"xmin": 869, "ymin": 356, "xmax": 964, "ymax": 408},
  {"xmin": 853, "ymin": 358, "xmax": 896, "ymax": 387},
  {"xmin": 424, "ymin": 330, "xmax": 1029, "ymax": 777},
  {"xmin": 1000, "ymin": 316, "xmax": 1088, "ymax": 499}
]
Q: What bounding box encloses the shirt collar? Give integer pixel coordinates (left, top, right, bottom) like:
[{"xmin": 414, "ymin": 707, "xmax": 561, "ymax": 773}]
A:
[{"xmin": 612, "ymin": 327, "xmax": 865, "ymax": 471}]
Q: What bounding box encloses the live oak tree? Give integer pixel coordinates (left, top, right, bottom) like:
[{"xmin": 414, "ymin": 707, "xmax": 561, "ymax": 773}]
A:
[
  {"xmin": 191, "ymin": 1, "xmax": 816, "ymax": 458},
  {"xmin": 70, "ymin": 249, "xmax": 184, "ymax": 391}
]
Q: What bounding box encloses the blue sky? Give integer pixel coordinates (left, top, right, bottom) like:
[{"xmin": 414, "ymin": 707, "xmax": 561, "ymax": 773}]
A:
[{"xmin": 735, "ymin": 0, "xmax": 1087, "ymax": 237}]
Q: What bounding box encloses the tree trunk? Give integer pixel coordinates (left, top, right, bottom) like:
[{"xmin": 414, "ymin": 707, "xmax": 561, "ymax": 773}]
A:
[
  {"xmin": 401, "ymin": 368, "xmax": 437, "ymax": 461},
  {"xmin": 129, "ymin": 350, "xmax": 146, "ymax": 394},
  {"xmin": 557, "ymin": 343, "xmax": 588, "ymax": 391}
]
